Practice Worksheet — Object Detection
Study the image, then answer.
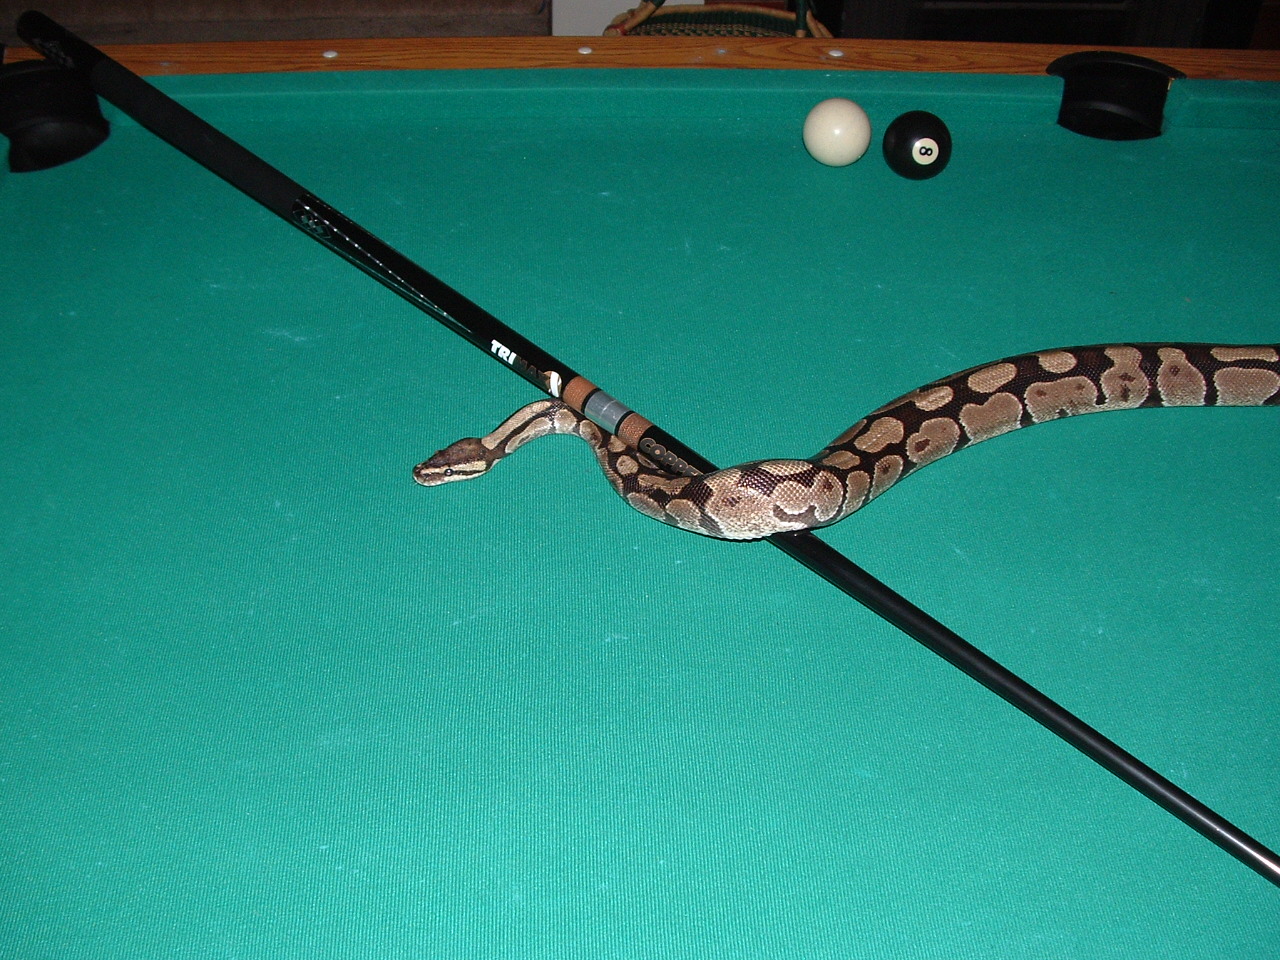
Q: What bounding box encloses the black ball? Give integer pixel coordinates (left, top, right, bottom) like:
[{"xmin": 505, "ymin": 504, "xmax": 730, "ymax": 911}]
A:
[{"xmin": 882, "ymin": 111, "xmax": 951, "ymax": 180}]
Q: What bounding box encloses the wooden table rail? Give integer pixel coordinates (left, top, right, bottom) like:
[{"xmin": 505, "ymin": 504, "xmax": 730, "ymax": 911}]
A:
[{"xmin": 5, "ymin": 35, "xmax": 1280, "ymax": 81}]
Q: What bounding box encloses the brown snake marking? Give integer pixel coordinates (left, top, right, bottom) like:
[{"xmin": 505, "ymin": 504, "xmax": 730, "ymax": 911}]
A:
[{"xmin": 414, "ymin": 343, "xmax": 1280, "ymax": 540}]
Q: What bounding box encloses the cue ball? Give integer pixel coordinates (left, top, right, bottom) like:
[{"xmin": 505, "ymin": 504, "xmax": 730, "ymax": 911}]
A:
[
  {"xmin": 803, "ymin": 98, "xmax": 872, "ymax": 166},
  {"xmin": 882, "ymin": 111, "xmax": 952, "ymax": 179}
]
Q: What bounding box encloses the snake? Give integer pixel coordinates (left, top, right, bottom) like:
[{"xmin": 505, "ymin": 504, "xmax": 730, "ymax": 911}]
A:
[{"xmin": 413, "ymin": 343, "xmax": 1280, "ymax": 540}]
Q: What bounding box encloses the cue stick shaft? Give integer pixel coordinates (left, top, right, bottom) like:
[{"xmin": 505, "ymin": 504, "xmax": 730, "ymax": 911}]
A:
[{"xmin": 18, "ymin": 9, "xmax": 1279, "ymax": 888}]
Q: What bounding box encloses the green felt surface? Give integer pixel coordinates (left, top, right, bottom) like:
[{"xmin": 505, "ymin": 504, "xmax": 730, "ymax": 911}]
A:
[{"xmin": 2, "ymin": 67, "xmax": 1278, "ymax": 958}]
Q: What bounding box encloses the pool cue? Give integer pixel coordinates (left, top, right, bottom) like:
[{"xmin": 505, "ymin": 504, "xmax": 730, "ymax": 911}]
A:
[{"xmin": 17, "ymin": 10, "xmax": 1280, "ymax": 888}]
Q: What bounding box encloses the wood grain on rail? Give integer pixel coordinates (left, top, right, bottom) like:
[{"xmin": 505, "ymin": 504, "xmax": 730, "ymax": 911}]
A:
[{"xmin": 6, "ymin": 35, "xmax": 1280, "ymax": 80}]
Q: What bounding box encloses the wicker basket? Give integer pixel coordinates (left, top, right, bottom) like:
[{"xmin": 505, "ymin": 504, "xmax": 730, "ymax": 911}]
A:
[{"xmin": 605, "ymin": 2, "xmax": 832, "ymax": 38}]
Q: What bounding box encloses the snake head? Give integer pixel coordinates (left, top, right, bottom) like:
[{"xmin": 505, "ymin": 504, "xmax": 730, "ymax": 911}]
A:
[{"xmin": 412, "ymin": 437, "xmax": 491, "ymax": 486}]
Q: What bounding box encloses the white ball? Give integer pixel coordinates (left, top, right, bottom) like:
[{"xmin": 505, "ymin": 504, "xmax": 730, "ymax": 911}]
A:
[{"xmin": 802, "ymin": 98, "xmax": 872, "ymax": 167}]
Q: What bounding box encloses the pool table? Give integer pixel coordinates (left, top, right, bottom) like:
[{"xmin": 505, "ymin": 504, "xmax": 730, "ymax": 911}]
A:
[{"xmin": 2, "ymin": 30, "xmax": 1279, "ymax": 960}]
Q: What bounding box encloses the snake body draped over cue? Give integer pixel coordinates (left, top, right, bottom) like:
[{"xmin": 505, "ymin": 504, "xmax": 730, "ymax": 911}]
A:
[{"xmin": 415, "ymin": 342, "xmax": 1280, "ymax": 539}]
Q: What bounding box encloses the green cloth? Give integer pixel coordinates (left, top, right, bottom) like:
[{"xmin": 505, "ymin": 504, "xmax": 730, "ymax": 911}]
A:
[{"xmin": 2, "ymin": 67, "xmax": 1278, "ymax": 958}]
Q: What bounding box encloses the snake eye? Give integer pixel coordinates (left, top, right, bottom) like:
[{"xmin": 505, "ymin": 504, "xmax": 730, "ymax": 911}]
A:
[{"xmin": 443, "ymin": 467, "xmax": 454, "ymax": 477}]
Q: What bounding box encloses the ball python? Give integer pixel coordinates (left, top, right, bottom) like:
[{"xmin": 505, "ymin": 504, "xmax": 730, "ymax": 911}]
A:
[{"xmin": 414, "ymin": 343, "xmax": 1280, "ymax": 540}]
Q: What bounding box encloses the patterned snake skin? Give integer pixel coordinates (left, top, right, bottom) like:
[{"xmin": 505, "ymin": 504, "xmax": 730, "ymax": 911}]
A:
[{"xmin": 414, "ymin": 343, "xmax": 1280, "ymax": 540}]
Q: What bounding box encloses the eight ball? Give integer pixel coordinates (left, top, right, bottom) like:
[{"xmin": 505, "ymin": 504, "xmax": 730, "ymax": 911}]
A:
[{"xmin": 882, "ymin": 111, "xmax": 951, "ymax": 180}]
